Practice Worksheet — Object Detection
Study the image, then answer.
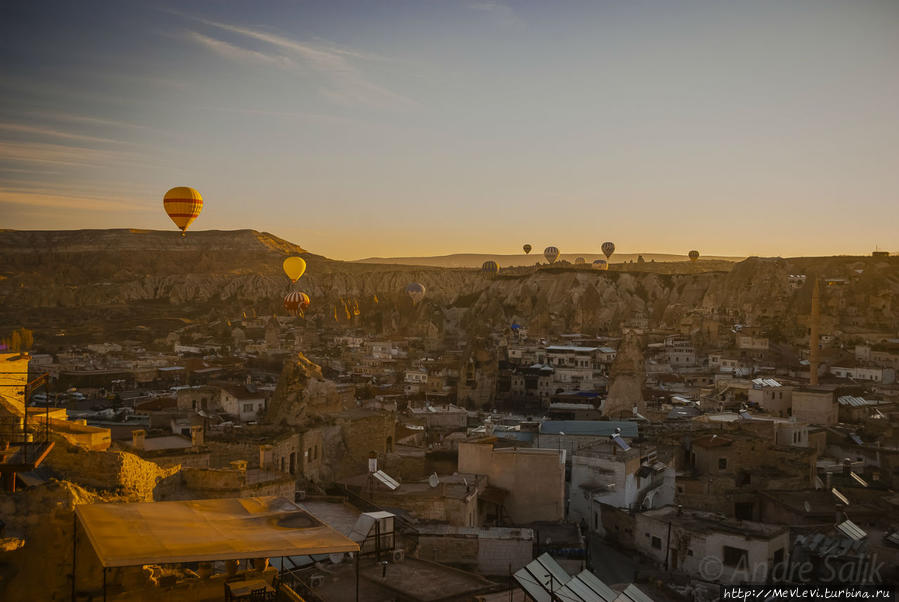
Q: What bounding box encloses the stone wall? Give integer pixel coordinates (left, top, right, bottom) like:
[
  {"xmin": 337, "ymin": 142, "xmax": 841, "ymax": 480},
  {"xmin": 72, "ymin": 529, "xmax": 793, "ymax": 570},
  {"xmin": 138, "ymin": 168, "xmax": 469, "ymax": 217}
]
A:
[
  {"xmin": 46, "ymin": 437, "xmax": 178, "ymax": 500},
  {"xmin": 0, "ymin": 481, "xmax": 126, "ymax": 601},
  {"xmin": 416, "ymin": 533, "xmax": 479, "ymax": 569}
]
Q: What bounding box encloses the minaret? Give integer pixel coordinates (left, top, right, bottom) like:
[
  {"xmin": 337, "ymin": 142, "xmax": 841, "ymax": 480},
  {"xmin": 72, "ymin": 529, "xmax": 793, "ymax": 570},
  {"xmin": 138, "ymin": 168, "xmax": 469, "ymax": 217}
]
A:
[{"xmin": 809, "ymin": 277, "xmax": 820, "ymax": 386}]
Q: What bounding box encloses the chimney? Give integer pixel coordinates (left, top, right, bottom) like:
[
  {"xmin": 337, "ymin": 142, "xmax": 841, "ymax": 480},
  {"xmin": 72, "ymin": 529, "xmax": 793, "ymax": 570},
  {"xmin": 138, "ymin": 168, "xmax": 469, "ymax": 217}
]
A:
[
  {"xmin": 809, "ymin": 278, "xmax": 820, "ymax": 386},
  {"xmin": 230, "ymin": 460, "xmax": 248, "ymax": 472},
  {"xmin": 190, "ymin": 425, "xmax": 204, "ymax": 447},
  {"xmin": 131, "ymin": 429, "xmax": 146, "ymax": 450},
  {"xmin": 259, "ymin": 444, "xmax": 273, "ymax": 470}
]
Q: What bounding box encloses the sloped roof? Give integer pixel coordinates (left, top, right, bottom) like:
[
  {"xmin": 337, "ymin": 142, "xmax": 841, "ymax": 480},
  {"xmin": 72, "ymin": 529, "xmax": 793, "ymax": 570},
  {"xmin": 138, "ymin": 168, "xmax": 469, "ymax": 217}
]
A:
[{"xmin": 75, "ymin": 496, "xmax": 358, "ymax": 567}]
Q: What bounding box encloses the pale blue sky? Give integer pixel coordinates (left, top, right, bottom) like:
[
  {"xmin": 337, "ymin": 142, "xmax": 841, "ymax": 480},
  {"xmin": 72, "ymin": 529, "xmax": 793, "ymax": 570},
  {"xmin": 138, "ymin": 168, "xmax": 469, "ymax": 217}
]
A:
[{"xmin": 1, "ymin": 1, "xmax": 897, "ymax": 259}]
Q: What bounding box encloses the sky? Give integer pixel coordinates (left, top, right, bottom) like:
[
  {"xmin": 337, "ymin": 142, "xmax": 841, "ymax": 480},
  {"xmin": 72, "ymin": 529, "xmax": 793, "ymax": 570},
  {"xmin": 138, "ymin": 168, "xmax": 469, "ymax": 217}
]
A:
[{"xmin": 1, "ymin": 0, "xmax": 897, "ymax": 260}]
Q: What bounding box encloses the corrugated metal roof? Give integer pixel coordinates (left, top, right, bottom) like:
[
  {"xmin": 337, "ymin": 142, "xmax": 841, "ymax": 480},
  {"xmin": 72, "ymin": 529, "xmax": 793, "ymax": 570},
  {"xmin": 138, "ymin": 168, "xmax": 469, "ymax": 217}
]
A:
[
  {"xmin": 838, "ymin": 395, "xmax": 877, "ymax": 407},
  {"xmin": 752, "ymin": 378, "xmax": 782, "ymax": 388}
]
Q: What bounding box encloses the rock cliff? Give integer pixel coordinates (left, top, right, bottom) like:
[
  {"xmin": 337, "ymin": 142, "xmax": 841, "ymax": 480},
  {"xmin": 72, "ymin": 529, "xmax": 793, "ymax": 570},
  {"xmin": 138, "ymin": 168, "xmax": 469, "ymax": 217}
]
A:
[{"xmin": 2, "ymin": 230, "xmax": 897, "ymax": 341}]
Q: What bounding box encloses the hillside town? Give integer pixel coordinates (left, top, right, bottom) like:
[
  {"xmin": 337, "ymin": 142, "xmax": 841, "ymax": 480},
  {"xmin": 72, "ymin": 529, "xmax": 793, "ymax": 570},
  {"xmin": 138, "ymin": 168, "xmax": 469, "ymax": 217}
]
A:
[{"xmin": 2, "ymin": 257, "xmax": 898, "ymax": 601}]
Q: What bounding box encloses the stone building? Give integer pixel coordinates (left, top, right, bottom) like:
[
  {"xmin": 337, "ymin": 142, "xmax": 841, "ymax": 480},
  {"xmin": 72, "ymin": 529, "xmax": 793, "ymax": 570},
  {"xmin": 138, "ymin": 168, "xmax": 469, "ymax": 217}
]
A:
[
  {"xmin": 792, "ymin": 387, "xmax": 838, "ymax": 425},
  {"xmin": 458, "ymin": 439, "xmax": 565, "ymax": 524}
]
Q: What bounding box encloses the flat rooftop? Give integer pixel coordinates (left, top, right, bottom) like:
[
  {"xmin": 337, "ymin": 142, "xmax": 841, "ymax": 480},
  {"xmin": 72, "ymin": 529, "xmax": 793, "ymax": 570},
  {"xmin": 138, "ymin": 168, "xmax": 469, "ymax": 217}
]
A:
[
  {"xmin": 314, "ymin": 557, "xmax": 495, "ymax": 602},
  {"xmin": 641, "ymin": 506, "xmax": 787, "ymax": 539}
]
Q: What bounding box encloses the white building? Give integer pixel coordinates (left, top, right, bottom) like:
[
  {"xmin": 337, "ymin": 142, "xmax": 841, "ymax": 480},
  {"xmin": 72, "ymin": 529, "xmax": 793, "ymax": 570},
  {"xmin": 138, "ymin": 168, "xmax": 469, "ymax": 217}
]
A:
[
  {"xmin": 830, "ymin": 366, "xmax": 895, "ymax": 384},
  {"xmin": 570, "ymin": 442, "xmax": 675, "ymax": 536},
  {"xmin": 748, "ymin": 378, "xmax": 793, "ymax": 417},
  {"xmin": 635, "ymin": 506, "xmax": 789, "ymax": 582}
]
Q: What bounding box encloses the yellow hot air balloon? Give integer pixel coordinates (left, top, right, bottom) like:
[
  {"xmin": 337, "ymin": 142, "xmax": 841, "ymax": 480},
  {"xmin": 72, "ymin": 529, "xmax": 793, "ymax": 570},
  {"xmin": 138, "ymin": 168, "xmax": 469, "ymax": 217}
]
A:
[
  {"xmin": 282, "ymin": 256, "xmax": 307, "ymax": 282},
  {"xmin": 163, "ymin": 187, "xmax": 203, "ymax": 236}
]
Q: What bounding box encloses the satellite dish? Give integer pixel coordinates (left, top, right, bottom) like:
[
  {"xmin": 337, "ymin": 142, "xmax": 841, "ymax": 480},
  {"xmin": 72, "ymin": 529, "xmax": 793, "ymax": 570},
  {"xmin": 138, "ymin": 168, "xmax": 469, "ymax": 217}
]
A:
[
  {"xmin": 428, "ymin": 473, "xmax": 440, "ymax": 488},
  {"xmin": 329, "ymin": 553, "xmax": 344, "ymax": 564}
]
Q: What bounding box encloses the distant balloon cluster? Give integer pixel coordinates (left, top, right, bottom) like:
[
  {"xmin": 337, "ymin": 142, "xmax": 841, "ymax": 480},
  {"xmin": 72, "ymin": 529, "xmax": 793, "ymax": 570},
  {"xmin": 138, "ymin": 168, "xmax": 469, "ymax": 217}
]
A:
[{"xmin": 161, "ymin": 188, "xmax": 702, "ymax": 320}]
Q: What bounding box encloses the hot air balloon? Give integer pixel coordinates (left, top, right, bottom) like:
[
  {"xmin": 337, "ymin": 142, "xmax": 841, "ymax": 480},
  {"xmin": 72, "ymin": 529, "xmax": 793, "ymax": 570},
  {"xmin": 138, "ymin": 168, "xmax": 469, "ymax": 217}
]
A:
[
  {"xmin": 592, "ymin": 259, "xmax": 609, "ymax": 271},
  {"xmin": 482, "ymin": 260, "xmax": 498, "ymax": 276},
  {"xmin": 283, "ymin": 291, "xmax": 310, "ymax": 316},
  {"xmin": 405, "ymin": 282, "xmax": 426, "ymax": 305},
  {"xmin": 523, "ymin": 244, "xmax": 532, "ymax": 255},
  {"xmin": 601, "ymin": 242, "xmax": 615, "ymax": 260},
  {"xmin": 163, "ymin": 187, "xmax": 203, "ymax": 236},
  {"xmin": 544, "ymin": 246, "xmax": 560, "ymax": 264},
  {"xmin": 689, "ymin": 250, "xmax": 700, "ymax": 263},
  {"xmin": 575, "ymin": 257, "xmax": 585, "ymax": 265},
  {"xmin": 282, "ymin": 257, "xmax": 307, "ymax": 282}
]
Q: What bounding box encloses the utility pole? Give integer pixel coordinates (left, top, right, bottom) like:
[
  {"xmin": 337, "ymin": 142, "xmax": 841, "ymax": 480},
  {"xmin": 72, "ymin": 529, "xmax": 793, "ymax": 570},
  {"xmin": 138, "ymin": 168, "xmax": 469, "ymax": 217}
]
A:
[{"xmin": 809, "ymin": 277, "xmax": 821, "ymax": 386}]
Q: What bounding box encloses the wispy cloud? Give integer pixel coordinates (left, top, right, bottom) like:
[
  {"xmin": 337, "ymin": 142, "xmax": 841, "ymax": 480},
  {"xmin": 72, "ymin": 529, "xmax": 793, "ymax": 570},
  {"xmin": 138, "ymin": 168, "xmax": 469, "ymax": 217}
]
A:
[
  {"xmin": 470, "ymin": 2, "xmax": 523, "ymax": 28},
  {"xmin": 182, "ymin": 30, "xmax": 294, "ymax": 67},
  {"xmin": 24, "ymin": 111, "xmax": 153, "ymax": 131},
  {"xmin": 171, "ymin": 11, "xmax": 416, "ymax": 108},
  {"xmin": 0, "ymin": 187, "xmax": 154, "ymax": 212},
  {"xmin": 0, "ymin": 123, "xmax": 127, "ymax": 145},
  {"xmin": 0, "ymin": 140, "xmax": 156, "ymax": 169}
]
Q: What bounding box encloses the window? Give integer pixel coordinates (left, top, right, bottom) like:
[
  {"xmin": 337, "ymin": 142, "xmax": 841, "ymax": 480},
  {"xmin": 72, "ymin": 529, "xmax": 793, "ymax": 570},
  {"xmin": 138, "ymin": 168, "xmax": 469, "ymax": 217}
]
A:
[
  {"xmin": 718, "ymin": 458, "xmax": 728, "ymax": 470},
  {"xmin": 735, "ymin": 501, "xmax": 753, "ymax": 520},
  {"xmin": 687, "ymin": 549, "xmax": 694, "ymax": 556},
  {"xmin": 723, "ymin": 546, "xmax": 748, "ymax": 567},
  {"xmin": 651, "ymin": 536, "xmax": 662, "ymax": 550},
  {"xmin": 243, "ymin": 403, "xmax": 253, "ymax": 413},
  {"xmin": 773, "ymin": 548, "xmax": 784, "ymax": 568}
]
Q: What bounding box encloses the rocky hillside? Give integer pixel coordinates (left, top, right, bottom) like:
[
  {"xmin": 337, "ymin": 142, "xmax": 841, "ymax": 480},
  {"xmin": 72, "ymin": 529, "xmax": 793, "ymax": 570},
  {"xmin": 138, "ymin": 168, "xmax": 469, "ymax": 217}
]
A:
[{"xmin": 1, "ymin": 229, "xmax": 897, "ymax": 342}]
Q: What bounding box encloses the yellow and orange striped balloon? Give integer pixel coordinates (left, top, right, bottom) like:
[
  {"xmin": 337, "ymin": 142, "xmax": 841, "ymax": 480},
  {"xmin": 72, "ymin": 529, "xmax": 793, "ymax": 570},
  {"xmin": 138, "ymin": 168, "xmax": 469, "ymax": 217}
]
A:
[{"xmin": 163, "ymin": 187, "xmax": 203, "ymax": 235}]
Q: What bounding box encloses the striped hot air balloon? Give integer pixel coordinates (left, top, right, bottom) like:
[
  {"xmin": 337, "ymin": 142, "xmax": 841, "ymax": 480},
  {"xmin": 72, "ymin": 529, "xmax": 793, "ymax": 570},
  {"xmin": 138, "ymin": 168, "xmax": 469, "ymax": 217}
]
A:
[
  {"xmin": 575, "ymin": 257, "xmax": 585, "ymax": 265},
  {"xmin": 163, "ymin": 187, "xmax": 203, "ymax": 236},
  {"xmin": 482, "ymin": 260, "xmax": 499, "ymax": 276},
  {"xmin": 689, "ymin": 250, "xmax": 700, "ymax": 262},
  {"xmin": 544, "ymin": 246, "xmax": 560, "ymax": 264},
  {"xmin": 523, "ymin": 244, "xmax": 532, "ymax": 254},
  {"xmin": 592, "ymin": 259, "xmax": 609, "ymax": 271},
  {"xmin": 283, "ymin": 291, "xmax": 310, "ymax": 316}
]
